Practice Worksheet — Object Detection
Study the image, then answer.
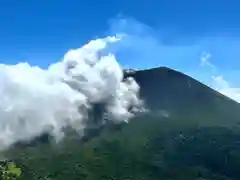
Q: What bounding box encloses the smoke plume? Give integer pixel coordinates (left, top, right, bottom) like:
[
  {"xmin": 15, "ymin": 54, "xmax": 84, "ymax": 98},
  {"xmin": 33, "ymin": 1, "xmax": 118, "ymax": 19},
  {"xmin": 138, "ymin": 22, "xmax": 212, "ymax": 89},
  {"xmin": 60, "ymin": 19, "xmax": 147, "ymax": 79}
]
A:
[{"xmin": 0, "ymin": 35, "xmax": 144, "ymax": 150}]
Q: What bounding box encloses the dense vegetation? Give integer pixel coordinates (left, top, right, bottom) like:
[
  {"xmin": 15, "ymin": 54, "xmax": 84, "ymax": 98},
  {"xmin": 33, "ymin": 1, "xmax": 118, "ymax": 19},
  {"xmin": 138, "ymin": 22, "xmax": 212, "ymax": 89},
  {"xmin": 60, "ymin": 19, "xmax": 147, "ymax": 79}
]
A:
[
  {"xmin": 1, "ymin": 115, "xmax": 240, "ymax": 180},
  {"xmin": 0, "ymin": 161, "xmax": 21, "ymax": 180}
]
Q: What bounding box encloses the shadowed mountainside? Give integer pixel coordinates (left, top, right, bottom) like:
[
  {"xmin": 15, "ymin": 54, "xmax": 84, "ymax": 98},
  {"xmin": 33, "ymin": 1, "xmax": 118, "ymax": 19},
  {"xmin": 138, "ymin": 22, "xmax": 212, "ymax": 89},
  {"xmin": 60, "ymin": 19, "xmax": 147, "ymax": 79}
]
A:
[{"xmin": 125, "ymin": 67, "xmax": 240, "ymax": 127}]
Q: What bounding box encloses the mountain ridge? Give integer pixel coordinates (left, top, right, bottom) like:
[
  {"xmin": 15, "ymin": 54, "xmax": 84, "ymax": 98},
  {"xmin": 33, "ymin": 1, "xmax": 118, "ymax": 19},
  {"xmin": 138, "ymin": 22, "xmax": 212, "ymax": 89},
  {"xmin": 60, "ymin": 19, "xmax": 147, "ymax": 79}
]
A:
[
  {"xmin": 124, "ymin": 66, "xmax": 240, "ymax": 128},
  {"xmin": 125, "ymin": 66, "xmax": 237, "ymax": 104}
]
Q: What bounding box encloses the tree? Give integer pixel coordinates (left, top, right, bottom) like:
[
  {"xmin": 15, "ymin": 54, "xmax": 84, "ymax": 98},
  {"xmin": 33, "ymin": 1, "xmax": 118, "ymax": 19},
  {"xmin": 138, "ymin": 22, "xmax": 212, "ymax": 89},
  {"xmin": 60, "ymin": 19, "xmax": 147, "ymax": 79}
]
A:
[{"xmin": 0, "ymin": 161, "xmax": 22, "ymax": 180}]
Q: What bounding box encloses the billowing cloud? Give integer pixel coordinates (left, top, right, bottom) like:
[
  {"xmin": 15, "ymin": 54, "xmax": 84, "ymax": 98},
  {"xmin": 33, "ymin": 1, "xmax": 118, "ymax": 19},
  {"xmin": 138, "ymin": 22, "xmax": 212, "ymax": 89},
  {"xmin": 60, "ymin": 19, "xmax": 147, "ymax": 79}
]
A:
[{"xmin": 0, "ymin": 35, "xmax": 144, "ymax": 150}]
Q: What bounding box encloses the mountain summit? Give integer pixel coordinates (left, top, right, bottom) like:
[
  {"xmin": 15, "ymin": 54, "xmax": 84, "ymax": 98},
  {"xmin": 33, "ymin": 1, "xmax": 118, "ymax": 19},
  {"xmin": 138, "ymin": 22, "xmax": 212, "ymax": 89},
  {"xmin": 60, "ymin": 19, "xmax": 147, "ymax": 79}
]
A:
[{"xmin": 125, "ymin": 67, "xmax": 240, "ymax": 127}]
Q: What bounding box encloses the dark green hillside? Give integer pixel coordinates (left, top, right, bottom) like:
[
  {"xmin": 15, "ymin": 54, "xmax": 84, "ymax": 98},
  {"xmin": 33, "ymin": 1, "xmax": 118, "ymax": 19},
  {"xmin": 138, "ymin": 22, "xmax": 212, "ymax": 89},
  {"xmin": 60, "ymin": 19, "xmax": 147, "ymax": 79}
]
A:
[
  {"xmin": 7, "ymin": 117, "xmax": 240, "ymax": 180},
  {"xmin": 2, "ymin": 67, "xmax": 240, "ymax": 180}
]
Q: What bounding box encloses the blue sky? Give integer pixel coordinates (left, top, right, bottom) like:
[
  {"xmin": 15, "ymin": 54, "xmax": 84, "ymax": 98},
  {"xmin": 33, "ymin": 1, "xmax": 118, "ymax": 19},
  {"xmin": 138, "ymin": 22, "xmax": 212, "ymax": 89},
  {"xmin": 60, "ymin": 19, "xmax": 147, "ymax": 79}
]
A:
[{"xmin": 1, "ymin": 0, "xmax": 240, "ymax": 100}]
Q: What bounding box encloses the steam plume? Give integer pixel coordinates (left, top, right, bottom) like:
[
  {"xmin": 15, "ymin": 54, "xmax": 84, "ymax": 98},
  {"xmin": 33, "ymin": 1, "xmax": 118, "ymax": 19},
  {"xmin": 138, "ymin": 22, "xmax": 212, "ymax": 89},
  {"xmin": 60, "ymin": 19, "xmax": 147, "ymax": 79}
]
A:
[{"xmin": 0, "ymin": 35, "xmax": 143, "ymax": 150}]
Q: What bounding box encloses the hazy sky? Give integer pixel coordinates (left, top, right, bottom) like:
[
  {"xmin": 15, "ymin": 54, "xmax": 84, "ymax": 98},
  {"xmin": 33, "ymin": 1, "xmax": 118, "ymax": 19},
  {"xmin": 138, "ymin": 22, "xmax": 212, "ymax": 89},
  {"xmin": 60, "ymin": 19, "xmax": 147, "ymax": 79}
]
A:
[{"xmin": 1, "ymin": 0, "xmax": 240, "ymax": 101}]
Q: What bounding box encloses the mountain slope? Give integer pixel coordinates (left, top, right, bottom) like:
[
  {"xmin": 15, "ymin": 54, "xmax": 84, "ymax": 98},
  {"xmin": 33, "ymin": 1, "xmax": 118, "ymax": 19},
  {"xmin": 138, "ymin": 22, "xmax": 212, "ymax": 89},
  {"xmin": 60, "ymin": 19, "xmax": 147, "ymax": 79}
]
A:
[
  {"xmin": 125, "ymin": 67, "xmax": 240, "ymax": 127},
  {"xmin": 4, "ymin": 66, "xmax": 240, "ymax": 180}
]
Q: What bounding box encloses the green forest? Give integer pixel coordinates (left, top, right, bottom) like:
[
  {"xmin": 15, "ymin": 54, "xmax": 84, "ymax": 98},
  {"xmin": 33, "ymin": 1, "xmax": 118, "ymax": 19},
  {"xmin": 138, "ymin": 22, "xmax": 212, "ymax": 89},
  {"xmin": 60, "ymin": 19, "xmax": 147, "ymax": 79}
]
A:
[{"xmin": 1, "ymin": 116, "xmax": 240, "ymax": 180}]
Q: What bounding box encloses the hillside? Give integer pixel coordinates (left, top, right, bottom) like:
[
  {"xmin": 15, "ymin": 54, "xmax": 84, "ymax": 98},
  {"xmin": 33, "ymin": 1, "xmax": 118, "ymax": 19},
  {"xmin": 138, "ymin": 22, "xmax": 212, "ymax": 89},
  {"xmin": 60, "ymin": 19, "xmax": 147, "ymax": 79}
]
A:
[
  {"xmin": 2, "ymin": 67, "xmax": 240, "ymax": 180},
  {"xmin": 125, "ymin": 67, "xmax": 240, "ymax": 127}
]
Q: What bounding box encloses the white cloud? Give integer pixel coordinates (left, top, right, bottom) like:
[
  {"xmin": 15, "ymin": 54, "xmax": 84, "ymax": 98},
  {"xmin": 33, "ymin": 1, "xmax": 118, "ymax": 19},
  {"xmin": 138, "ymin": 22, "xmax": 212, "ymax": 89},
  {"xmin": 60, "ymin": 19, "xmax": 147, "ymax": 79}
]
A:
[
  {"xmin": 200, "ymin": 52, "xmax": 216, "ymax": 70},
  {"xmin": 199, "ymin": 53, "xmax": 240, "ymax": 103},
  {"xmin": 0, "ymin": 35, "xmax": 144, "ymax": 150},
  {"xmin": 212, "ymin": 75, "xmax": 240, "ymax": 102},
  {"xmin": 212, "ymin": 75, "xmax": 229, "ymax": 88}
]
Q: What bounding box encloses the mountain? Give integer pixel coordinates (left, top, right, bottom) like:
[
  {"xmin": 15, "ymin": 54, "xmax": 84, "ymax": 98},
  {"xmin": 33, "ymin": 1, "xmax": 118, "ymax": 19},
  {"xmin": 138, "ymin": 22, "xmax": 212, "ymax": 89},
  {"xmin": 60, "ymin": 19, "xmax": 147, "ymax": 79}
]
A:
[
  {"xmin": 3, "ymin": 67, "xmax": 240, "ymax": 180},
  {"xmin": 125, "ymin": 67, "xmax": 240, "ymax": 127}
]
